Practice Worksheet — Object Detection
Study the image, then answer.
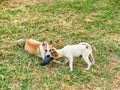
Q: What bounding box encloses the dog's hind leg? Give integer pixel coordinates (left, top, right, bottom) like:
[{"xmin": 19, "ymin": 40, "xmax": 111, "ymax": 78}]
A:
[
  {"xmin": 89, "ymin": 53, "xmax": 95, "ymax": 65},
  {"xmin": 82, "ymin": 55, "xmax": 92, "ymax": 70}
]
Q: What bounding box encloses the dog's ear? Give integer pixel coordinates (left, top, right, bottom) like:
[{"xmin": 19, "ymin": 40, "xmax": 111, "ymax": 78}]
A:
[
  {"xmin": 51, "ymin": 48, "xmax": 56, "ymax": 51},
  {"xmin": 55, "ymin": 40, "xmax": 60, "ymax": 49},
  {"xmin": 49, "ymin": 40, "xmax": 53, "ymax": 45},
  {"xmin": 42, "ymin": 42, "xmax": 47, "ymax": 46}
]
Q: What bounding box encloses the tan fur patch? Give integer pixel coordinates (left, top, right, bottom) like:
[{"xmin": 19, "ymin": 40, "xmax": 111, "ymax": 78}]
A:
[
  {"xmin": 51, "ymin": 51, "xmax": 58, "ymax": 57},
  {"xmin": 25, "ymin": 39, "xmax": 41, "ymax": 55},
  {"xmin": 86, "ymin": 45, "xmax": 89, "ymax": 49},
  {"xmin": 21, "ymin": 39, "xmax": 53, "ymax": 56}
]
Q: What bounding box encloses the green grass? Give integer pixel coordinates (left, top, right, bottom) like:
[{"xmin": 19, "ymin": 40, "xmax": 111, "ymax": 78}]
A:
[{"xmin": 0, "ymin": 0, "xmax": 120, "ymax": 89}]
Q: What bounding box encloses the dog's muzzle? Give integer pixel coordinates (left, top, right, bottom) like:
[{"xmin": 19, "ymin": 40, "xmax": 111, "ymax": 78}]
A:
[{"xmin": 46, "ymin": 55, "xmax": 50, "ymax": 58}]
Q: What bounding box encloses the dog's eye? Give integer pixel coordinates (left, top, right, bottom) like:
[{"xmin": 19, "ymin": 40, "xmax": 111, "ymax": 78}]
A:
[
  {"xmin": 45, "ymin": 50, "xmax": 47, "ymax": 52},
  {"xmin": 51, "ymin": 48, "xmax": 55, "ymax": 51},
  {"xmin": 49, "ymin": 50, "xmax": 51, "ymax": 52}
]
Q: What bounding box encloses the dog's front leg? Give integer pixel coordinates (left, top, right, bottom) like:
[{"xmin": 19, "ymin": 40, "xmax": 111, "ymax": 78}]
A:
[
  {"xmin": 63, "ymin": 58, "xmax": 69, "ymax": 65},
  {"xmin": 52, "ymin": 59, "xmax": 64, "ymax": 64},
  {"xmin": 52, "ymin": 58, "xmax": 68, "ymax": 65},
  {"xmin": 68, "ymin": 57, "xmax": 73, "ymax": 72}
]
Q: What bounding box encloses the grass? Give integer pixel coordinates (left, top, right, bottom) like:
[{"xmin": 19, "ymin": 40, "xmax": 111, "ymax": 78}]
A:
[{"xmin": 0, "ymin": 0, "xmax": 120, "ymax": 89}]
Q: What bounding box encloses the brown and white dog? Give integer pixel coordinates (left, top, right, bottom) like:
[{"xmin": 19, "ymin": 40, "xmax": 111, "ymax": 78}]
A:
[
  {"xmin": 17, "ymin": 39, "xmax": 53, "ymax": 60},
  {"xmin": 50, "ymin": 42, "xmax": 95, "ymax": 71}
]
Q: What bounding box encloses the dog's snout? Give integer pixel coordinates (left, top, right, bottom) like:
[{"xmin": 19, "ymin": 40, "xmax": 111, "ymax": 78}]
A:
[{"xmin": 47, "ymin": 55, "xmax": 50, "ymax": 57}]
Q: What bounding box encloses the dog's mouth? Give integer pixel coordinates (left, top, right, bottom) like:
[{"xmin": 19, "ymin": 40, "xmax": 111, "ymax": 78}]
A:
[{"xmin": 40, "ymin": 56, "xmax": 54, "ymax": 66}]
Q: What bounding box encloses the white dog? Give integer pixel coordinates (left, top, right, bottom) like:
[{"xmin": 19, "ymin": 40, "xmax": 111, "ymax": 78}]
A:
[{"xmin": 50, "ymin": 42, "xmax": 95, "ymax": 71}]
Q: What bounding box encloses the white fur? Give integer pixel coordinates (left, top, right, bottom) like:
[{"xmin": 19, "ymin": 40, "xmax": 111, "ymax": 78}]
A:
[
  {"xmin": 40, "ymin": 42, "xmax": 52, "ymax": 60},
  {"xmin": 53, "ymin": 42, "xmax": 95, "ymax": 71},
  {"xmin": 39, "ymin": 44, "xmax": 45, "ymax": 60}
]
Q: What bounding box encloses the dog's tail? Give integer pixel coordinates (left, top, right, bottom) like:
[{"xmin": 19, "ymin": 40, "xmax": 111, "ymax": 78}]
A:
[
  {"xmin": 89, "ymin": 53, "xmax": 95, "ymax": 65},
  {"xmin": 79, "ymin": 42, "xmax": 95, "ymax": 65},
  {"xmin": 79, "ymin": 42, "xmax": 92, "ymax": 50},
  {"xmin": 17, "ymin": 39, "xmax": 26, "ymax": 44},
  {"xmin": 55, "ymin": 40, "xmax": 60, "ymax": 49}
]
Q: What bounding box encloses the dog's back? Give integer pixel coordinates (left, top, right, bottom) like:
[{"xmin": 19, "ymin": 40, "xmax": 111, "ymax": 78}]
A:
[
  {"xmin": 17, "ymin": 39, "xmax": 41, "ymax": 55},
  {"xmin": 62, "ymin": 43, "xmax": 90, "ymax": 57},
  {"xmin": 25, "ymin": 39, "xmax": 41, "ymax": 55}
]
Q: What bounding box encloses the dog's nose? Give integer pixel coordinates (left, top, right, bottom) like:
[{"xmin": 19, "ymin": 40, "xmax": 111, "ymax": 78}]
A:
[{"xmin": 47, "ymin": 55, "xmax": 50, "ymax": 57}]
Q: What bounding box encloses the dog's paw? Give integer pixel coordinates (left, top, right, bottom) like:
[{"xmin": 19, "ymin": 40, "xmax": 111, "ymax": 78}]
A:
[
  {"xmin": 69, "ymin": 69, "xmax": 73, "ymax": 72},
  {"xmin": 85, "ymin": 68, "xmax": 89, "ymax": 71}
]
